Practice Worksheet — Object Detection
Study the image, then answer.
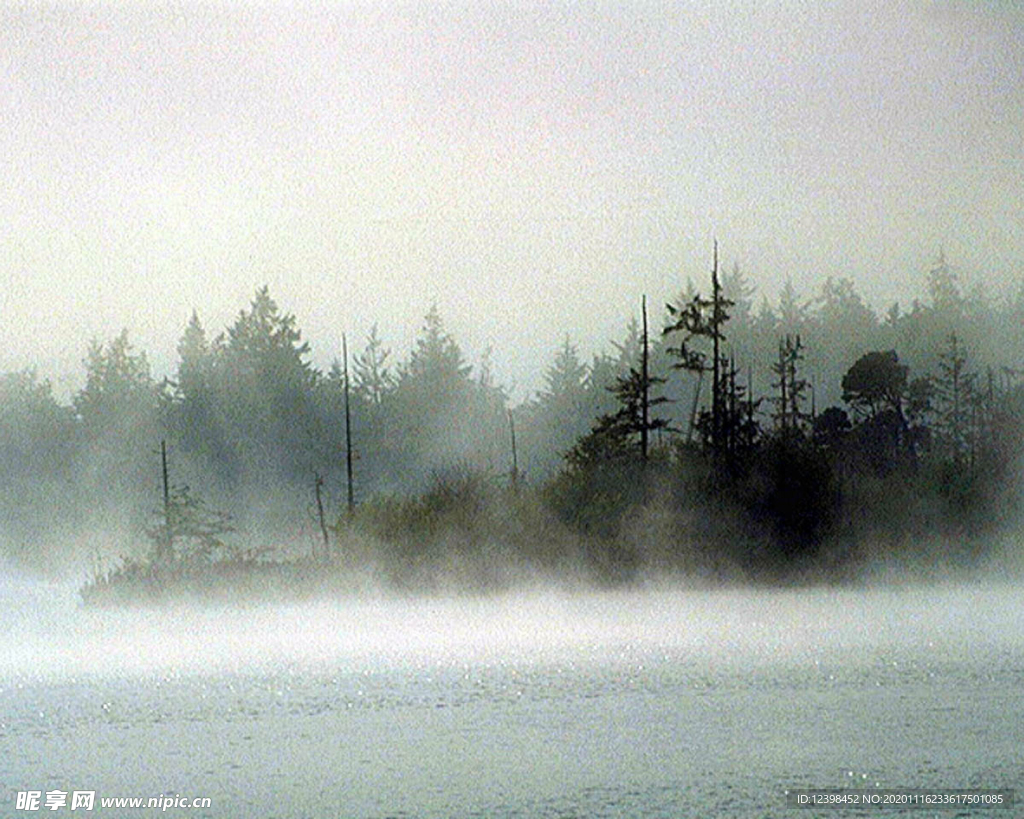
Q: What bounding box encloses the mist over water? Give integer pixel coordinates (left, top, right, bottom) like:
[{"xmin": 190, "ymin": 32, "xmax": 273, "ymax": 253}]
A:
[
  {"xmin": 3, "ymin": 579, "xmax": 1022, "ymax": 680},
  {"xmin": 2, "ymin": 579, "xmax": 1023, "ymax": 817}
]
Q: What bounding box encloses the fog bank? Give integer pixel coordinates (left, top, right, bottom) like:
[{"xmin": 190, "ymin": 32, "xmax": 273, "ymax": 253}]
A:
[{"xmin": 3, "ymin": 579, "xmax": 1022, "ymax": 682}]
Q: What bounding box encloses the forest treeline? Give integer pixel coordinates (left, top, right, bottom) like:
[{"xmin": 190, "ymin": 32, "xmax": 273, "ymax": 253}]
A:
[{"xmin": 2, "ymin": 252, "xmax": 1023, "ymax": 591}]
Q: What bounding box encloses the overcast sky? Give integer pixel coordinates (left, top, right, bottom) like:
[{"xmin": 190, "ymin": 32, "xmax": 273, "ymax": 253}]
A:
[{"xmin": 2, "ymin": 1, "xmax": 1022, "ymax": 398}]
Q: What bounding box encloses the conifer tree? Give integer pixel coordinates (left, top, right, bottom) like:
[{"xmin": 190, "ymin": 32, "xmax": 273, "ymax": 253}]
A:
[
  {"xmin": 75, "ymin": 329, "xmax": 156, "ymax": 434},
  {"xmin": 352, "ymin": 324, "xmax": 395, "ymax": 409},
  {"xmin": 933, "ymin": 333, "xmax": 974, "ymax": 466},
  {"xmin": 570, "ymin": 297, "xmax": 674, "ymax": 466},
  {"xmin": 538, "ymin": 337, "xmax": 588, "ymax": 411},
  {"xmin": 771, "ymin": 335, "xmax": 810, "ymax": 435},
  {"xmin": 777, "ymin": 277, "xmax": 810, "ymax": 336},
  {"xmin": 392, "ymin": 305, "xmax": 484, "ymax": 472},
  {"xmin": 663, "ymin": 241, "xmax": 733, "ymax": 453},
  {"xmin": 212, "ymin": 286, "xmax": 319, "ymax": 483},
  {"xmin": 519, "ymin": 337, "xmax": 591, "ymax": 478},
  {"xmin": 175, "ymin": 311, "xmax": 212, "ymax": 405},
  {"xmin": 169, "ymin": 311, "xmax": 221, "ymax": 460}
]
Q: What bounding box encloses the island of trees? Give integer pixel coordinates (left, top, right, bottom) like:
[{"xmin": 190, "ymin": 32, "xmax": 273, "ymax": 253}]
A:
[{"xmin": 0, "ymin": 250, "xmax": 1020, "ymax": 603}]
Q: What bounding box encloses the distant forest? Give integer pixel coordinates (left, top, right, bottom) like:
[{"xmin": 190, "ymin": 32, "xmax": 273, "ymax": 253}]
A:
[{"xmin": 4, "ymin": 251, "xmax": 1024, "ymax": 588}]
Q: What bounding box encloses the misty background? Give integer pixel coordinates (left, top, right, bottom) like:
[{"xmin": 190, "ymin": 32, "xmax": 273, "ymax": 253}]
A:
[{"xmin": 1, "ymin": 1, "xmax": 1022, "ymax": 398}]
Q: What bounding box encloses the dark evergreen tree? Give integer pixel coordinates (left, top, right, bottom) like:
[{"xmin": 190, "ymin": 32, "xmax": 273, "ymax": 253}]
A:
[
  {"xmin": 932, "ymin": 333, "xmax": 974, "ymax": 466},
  {"xmin": 770, "ymin": 335, "xmax": 810, "ymax": 435},
  {"xmin": 165, "ymin": 311, "xmax": 226, "ymax": 467},
  {"xmin": 520, "ymin": 336, "xmax": 591, "ymax": 477},
  {"xmin": 663, "ymin": 241, "xmax": 733, "ymax": 453},
  {"xmin": 392, "ymin": 305, "xmax": 500, "ymax": 478},
  {"xmin": 704, "ymin": 354, "xmax": 759, "ymax": 460},
  {"xmin": 211, "ymin": 286, "xmax": 319, "ymax": 485},
  {"xmin": 841, "ymin": 350, "xmax": 913, "ymax": 474},
  {"xmin": 841, "ymin": 350, "xmax": 908, "ymax": 422},
  {"xmin": 581, "ymin": 352, "xmax": 673, "ymax": 464},
  {"xmin": 568, "ymin": 298, "xmax": 674, "ymax": 467},
  {"xmin": 812, "ymin": 406, "xmax": 852, "ymax": 452}
]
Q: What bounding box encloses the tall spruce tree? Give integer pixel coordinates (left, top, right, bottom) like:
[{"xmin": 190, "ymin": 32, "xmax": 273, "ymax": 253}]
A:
[
  {"xmin": 169, "ymin": 311, "xmax": 221, "ymax": 461},
  {"xmin": 663, "ymin": 241, "xmax": 733, "ymax": 453},
  {"xmin": 212, "ymin": 286, "xmax": 319, "ymax": 484},
  {"xmin": 352, "ymin": 324, "xmax": 395, "ymax": 409},
  {"xmin": 519, "ymin": 337, "xmax": 591, "ymax": 478},
  {"xmin": 933, "ymin": 333, "xmax": 975, "ymax": 466},
  {"xmin": 771, "ymin": 335, "xmax": 810, "ymax": 435},
  {"xmin": 392, "ymin": 305, "xmax": 482, "ymax": 475},
  {"xmin": 75, "ymin": 330, "xmax": 156, "ymax": 436},
  {"xmin": 569, "ymin": 298, "xmax": 673, "ymax": 467}
]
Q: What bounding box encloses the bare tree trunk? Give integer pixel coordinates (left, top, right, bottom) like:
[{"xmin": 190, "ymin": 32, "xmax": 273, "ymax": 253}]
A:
[
  {"xmin": 641, "ymin": 294, "xmax": 649, "ymax": 462},
  {"xmin": 778, "ymin": 342, "xmax": 788, "ymax": 432},
  {"xmin": 161, "ymin": 440, "xmax": 172, "ymax": 559},
  {"xmin": 343, "ymin": 333, "xmax": 355, "ymax": 518},
  {"xmin": 314, "ymin": 472, "xmax": 329, "ymax": 560},
  {"xmin": 711, "ymin": 239, "xmax": 720, "ymax": 450},
  {"xmin": 507, "ymin": 409, "xmax": 519, "ymax": 491},
  {"xmin": 687, "ymin": 369, "xmax": 704, "ymax": 445}
]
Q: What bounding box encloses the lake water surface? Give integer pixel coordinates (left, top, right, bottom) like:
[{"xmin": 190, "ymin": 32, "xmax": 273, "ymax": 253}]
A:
[{"xmin": 1, "ymin": 581, "xmax": 1021, "ymax": 817}]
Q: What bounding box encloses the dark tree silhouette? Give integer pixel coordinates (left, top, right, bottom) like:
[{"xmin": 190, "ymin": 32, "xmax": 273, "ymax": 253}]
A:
[
  {"xmin": 813, "ymin": 406, "xmax": 851, "ymax": 451},
  {"xmin": 664, "ymin": 241, "xmax": 733, "ymax": 453},
  {"xmin": 520, "ymin": 336, "xmax": 591, "ymax": 477},
  {"xmin": 771, "ymin": 335, "xmax": 810, "ymax": 435},
  {"xmin": 841, "ymin": 350, "xmax": 921, "ymax": 474},
  {"xmin": 932, "ymin": 333, "xmax": 975, "ymax": 466},
  {"xmin": 841, "ymin": 350, "xmax": 908, "ymax": 422},
  {"xmin": 569, "ymin": 297, "xmax": 674, "ymax": 467}
]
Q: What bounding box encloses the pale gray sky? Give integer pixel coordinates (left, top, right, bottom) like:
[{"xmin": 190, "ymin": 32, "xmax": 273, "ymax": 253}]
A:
[{"xmin": 2, "ymin": 1, "xmax": 1022, "ymax": 398}]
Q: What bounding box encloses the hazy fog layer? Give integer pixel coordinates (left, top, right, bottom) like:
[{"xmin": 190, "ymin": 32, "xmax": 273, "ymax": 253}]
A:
[
  {"xmin": 3, "ymin": 580, "xmax": 1021, "ymax": 681},
  {"xmin": 2, "ymin": 580, "xmax": 1019, "ymax": 818},
  {"xmin": 2, "ymin": 1, "xmax": 1022, "ymax": 396}
]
